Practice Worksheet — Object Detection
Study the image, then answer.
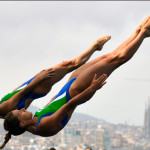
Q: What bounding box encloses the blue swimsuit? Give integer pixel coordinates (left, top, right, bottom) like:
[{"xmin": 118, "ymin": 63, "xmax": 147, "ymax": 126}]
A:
[
  {"xmin": 0, "ymin": 77, "xmax": 46, "ymax": 110},
  {"xmin": 34, "ymin": 77, "xmax": 77, "ymax": 135}
]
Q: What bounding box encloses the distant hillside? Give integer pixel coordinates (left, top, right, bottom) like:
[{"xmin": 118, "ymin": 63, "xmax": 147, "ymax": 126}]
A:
[
  {"xmin": 28, "ymin": 105, "xmax": 105, "ymax": 122},
  {"xmin": 71, "ymin": 112, "xmax": 105, "ymax": 122}
]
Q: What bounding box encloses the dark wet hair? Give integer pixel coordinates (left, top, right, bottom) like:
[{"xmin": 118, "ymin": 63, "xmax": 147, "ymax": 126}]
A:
[
  {"xmin": 50, "ymin": 148, "xmax": 56, "ymax": 150},
  {"xmin": 0, "ymin": 111, "xmax": 26, "ymax": 149},
  {"xmin": 86, "ymin": 147, "xmax": 92, "ymax": 150},
  {"xmin": 0, "ymin": 132, "xmax": 11, "ymax": 149}
]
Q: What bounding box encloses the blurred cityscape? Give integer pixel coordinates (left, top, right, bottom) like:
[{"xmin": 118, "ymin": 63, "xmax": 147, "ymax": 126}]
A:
[{"xmin": 1, "ymin": 101, "xmax": 150, "ymax": 150}]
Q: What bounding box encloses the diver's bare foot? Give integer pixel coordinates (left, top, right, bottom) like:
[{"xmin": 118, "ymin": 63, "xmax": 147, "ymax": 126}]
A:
[
  {"xmin": 92, "ymin": 35, "xmax": 111, "ymax": 51},
  {"xmin": 135, "ymin": 16, "xmax": 150, "ymax": 34},
  {"xmin": 142, "ymin": 21, "xmax": 150, "ymax": 37}
]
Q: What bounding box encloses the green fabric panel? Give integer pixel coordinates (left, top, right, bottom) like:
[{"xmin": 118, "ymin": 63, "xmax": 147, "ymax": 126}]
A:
[
  {"xmin": 49, "ymin": 96, "xmax": 67, "ymax": 112},
  {"xmin": 0, "ymin": 89, "xmax": 22, "ymax": 103},
  {"xmin": 34, "ymin": 95, "xmax": 67, "ymax": 120}
]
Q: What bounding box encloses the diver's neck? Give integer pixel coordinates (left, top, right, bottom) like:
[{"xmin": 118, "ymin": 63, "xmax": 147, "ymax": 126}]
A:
[{"xmin": 26, "ymin": 119, "xmax": 37, "ymax": 135}]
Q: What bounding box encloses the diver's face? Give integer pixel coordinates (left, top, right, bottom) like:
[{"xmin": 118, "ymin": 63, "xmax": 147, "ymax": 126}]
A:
[{"xmin": 13, "ymin": 108, "xmax": 33, "ymax": 122}]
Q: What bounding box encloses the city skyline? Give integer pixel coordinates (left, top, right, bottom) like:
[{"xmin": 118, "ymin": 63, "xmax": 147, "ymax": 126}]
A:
[{"xmin": 0, "ymin": 112, "xmax": 148, "ymax": 150}]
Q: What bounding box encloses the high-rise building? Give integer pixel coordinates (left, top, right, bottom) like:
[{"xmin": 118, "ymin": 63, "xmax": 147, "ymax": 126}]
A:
[
  {"xmin": 95, "ymin": 125, "xmax": 111, "ymax": 150},
  {"xmin": 144, "ymin": 98, "xmax": 150, "ymax": 138},
  {"xmin": 95, "ymin": 125, "xmax": 104, "ymax": 148},
  {"xmin": 61, "ymin": 127, "xmax": 81, "ymax": 145}
]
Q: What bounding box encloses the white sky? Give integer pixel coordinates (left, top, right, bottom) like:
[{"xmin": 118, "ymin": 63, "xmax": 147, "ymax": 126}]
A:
[{"xmin": 0, "ymin": 1, "xmax": 150, "ymax": 126}]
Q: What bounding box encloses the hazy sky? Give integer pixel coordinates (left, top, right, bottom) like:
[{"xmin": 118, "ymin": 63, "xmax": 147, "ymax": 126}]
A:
[{"xmin": 0, "ymin": 1, "xmax": 150, "ymax": 126}]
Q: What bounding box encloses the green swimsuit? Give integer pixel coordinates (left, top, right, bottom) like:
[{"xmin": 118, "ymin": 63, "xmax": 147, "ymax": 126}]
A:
[
  {"xmin": 34, "ymin": 77, "xmax": 77, "ymax": 135},
  {"xmin": 0, "ymin": 77, "xmax": 46, "ymax": 109}
]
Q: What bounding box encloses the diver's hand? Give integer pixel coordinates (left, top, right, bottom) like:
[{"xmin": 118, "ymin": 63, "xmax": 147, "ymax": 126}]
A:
[
  {"xmin": 90, "ymin": 74, "xmax": 107, "ymax": 91},
  {"xmin": 36, "ymin": 68, "xmax": 55, "ymax": 80}
]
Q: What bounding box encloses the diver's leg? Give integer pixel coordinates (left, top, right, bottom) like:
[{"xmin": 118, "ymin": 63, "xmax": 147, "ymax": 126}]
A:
[
  {"xmin": 69, "ymin": 22, "xmax": 149, "ymax": 98},
  {"xmin": 32, "ymin": 36, "xmax": 110, "ymax": 95},
  {"xmin": 114, "ymin": 16, "xmax": 150, "ymax": 52},
  {"xmin": 69, "ymin": 17, "xmax": 150, "ymax": 80}
]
